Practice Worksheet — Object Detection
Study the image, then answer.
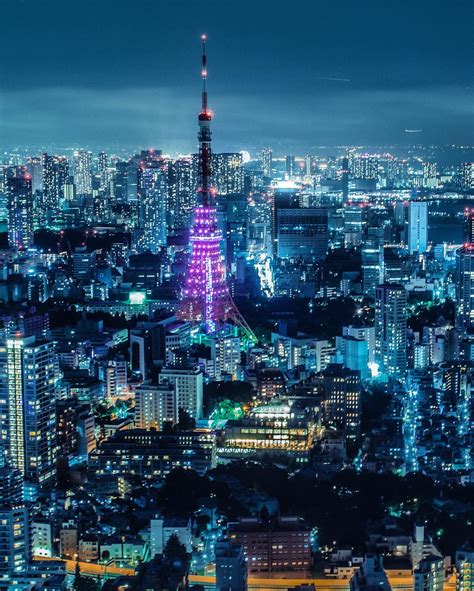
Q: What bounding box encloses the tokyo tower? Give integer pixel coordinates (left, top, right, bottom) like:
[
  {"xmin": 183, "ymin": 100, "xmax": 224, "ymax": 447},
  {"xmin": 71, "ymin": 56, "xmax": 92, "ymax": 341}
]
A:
[{"xmin": 178, "ymin": 36, "xmax": 256, "ymax": 343}]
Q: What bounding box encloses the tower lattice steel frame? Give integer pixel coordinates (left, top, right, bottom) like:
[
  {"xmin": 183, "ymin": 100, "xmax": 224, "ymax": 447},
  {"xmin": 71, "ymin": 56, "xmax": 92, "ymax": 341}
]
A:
[{"xmin": 178, "ymin": 36, "xmax": 256, "ymax": 343}]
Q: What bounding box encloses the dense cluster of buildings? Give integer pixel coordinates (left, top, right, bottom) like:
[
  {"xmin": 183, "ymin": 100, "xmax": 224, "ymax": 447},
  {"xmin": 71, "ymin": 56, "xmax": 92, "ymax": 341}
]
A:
[{"xmin": 0, "ymin": 38, "xmax": 472, "ymax": 591}]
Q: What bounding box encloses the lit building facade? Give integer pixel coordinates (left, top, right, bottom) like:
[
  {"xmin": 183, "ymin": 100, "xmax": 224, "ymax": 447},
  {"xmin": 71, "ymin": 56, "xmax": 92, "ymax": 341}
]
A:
[
  {"xmin": 6, "ymin": 335, "xmax": 57, "ymax": 487},
  {"xmin": 375, "ymin": 284, "xmax": 407, "ymax": 379}
]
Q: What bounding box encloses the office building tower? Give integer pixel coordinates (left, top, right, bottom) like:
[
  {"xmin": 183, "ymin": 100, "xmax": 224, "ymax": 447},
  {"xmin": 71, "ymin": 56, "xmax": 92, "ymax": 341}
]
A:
[
  {"xmin": 344, "ymin": 205, "xmax": 367, "ymax": 247},
  {"xmin": 350, "ymin": 556, "xmax": 391, "ymax": 591},
  {"xmin": 6, "ymin": 335, "xmax": 57, "ymax": 486},
  {"xmin": 216, "ymin": 540, "xmax": 248, "ymax": 591},
  {"xmin": 262, "ymin": 148, "xmax": 272, "ymax": 179},
  {"xmin": 352, "ymin": 155, "xmax": 379, "ymax": 180},
  {"xmin": 136, "ymin": 160, "xmax": 168, "ymax": 253},
  {"xmin": 361, "ymin": 244, "xmax": 384, "ymax": 298},
  {"xmin": 414, "ymin": 556, "xmax": 445, "ymax": 591},
  {"xmin": 210, "ymin": 334, "xmax": 241, "ymax": 380},
  {"xmin": 134, "ymin": 382, "xmax": 177, "ymax": 430},
  {"xmin": 341, "ymin": 156, "xmax": 350, "ymax": 203},
  {"xmin": 247, "ymin": 192, "xmax": 273, "ymax": 255},
  {"xmin": 285, "ymin": 155, "xmax": 296, "ymax": 179},
  {"xmin": 408, "ymin": 201, "xmax": 428, "ymax": 255},
  {"xmin": 277, "ymin": 207, "xmax": 328, "ymax": 260},
  {"xmin": 159, "ymin": 366, "xmax": 203, "ymax": 420},
  {"xmin": 42, "ymin": 153, "xmax": 69, "ymax": 220},
  {"xmin": 375, "ymin": 284, "xmax": 407, "ymax": 379},
  {"xmin": 130, "ymin": 322, "xmax": 166, "ymax": 379},
  {"xmin": 73, "ymin": 150, "xmax": 93, "ymax": 196},
  {"xmin": 213, "ymin": 152, "xmax": 244, "ymax": 195},
  {"xmin": 72, "ymin": 246, "xmax": 96, "ymax": 281},
  {"xmin": 456, "ymin": 246, "xmax": 474, "ymax": 333},
  {"xmin": 464, "ymin": 208, "xmax": 474, "ymax": 244},
  {"xmin": 169, "ymin": 158, "xmax": 194, "ymax": 229},
  {"xmin": 422, "ymin": 162, "xmax": 438, "ymax": 188},
  {"xmin": 313, "ymin": 364, "xmax": 361, "ymax": 438},
  {"xmin": 0, "ymin": 465, "xmax": 29, "ymax": 579},
  {"xmin": 7, "ymin": 168, "xmax": 33, "ymax": 250},
  {"xmin": 228, "ymin": 515, "xmax": 311, "ymax": 575},
  {"xmin": 455, "ymin": 543, "xmax": 474, "ymax": 591},
  {"xmin": 25, "ymin": 156, "xmax": 43, "ymax": 194},
  {"xmin": 98, "ymin": 151, "xmax": 110, "ymax": 192},
  {"xmin": 461, "ymin": 163, "xmax": 474, "ymax": 191}
]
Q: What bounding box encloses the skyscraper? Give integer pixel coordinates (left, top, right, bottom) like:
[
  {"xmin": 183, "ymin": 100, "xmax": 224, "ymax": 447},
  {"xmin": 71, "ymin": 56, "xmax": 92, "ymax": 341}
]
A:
[
  {"xmin": 213, "ymin": 153, "xmax": 244, "ymax": 195},
  {"xmin": 73, "ymin": 150, "xmax": 93, "ymax": 196},
  {"xmin": 456, "ymin": 245, "xmax": 474, "ymax": 333},
  {"xmin": 169, "ymin": 158, "xmax": 194, "ymax": 230},
  {"xmin": 408, "ymin": 200, "xmax": 428, "ymax": 255},
  {"xmin": 6, "ymin": 168, "xmax": 33, "ymax": 250},
  {"xmin": 361, "ymin": 243, "xmax": 384, "ymax": 298},
  {"xmin": 0, "ymin": 465, "xmax": 29, "ymax": 579},
  {"xmin": 6, "ymin": 335, "xmax": 57, "ymax": 487},
  {"xmin": 375, "ymin": 284, "xmax": 407, "ymax": 379},
  {"xmin": 136, "ymin": 159, "xmax": 168, "ymax": 253},
  {"xmin": 414, "ymin": 556, "xmax": 445, "ymax": 591},
  {"xmin": 285, "ymin": 155, "xmax": 295, "ymax": 179},
  {"xmin": 262, "ymin": 147, "xmax": 272, "ymax": 179},
  {"xmin": 215, "ymin": 540, "xmax": 248, "ymax": 591},
  {"xmin": 159, "ymin": 366, "xmax": 203, "ymax": 421},
  {"xmin": 313, "ymin": 364, "xmax": 361, "ymax": 439},
  {"xmin": 42, "ymin": 153, "xmax": 69, "ymax": 222}
]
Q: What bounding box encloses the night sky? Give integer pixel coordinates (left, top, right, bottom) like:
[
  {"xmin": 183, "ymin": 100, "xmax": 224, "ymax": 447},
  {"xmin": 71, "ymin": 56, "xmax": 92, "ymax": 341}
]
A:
[{"xmin": 1, "ymin": 0, "xmax": 472, "ymax": 152}]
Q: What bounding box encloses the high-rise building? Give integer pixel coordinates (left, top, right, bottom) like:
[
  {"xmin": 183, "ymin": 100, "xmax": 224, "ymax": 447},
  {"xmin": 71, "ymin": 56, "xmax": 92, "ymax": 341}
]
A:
[
  {"xmin": 25, "ymin": 156, "xmax": 43, "ymax": 194},
  {"xmin": 98, "ymin": 151, "xmax": 110, "ymax": 192},
  {"xmin": 159, "ymin": 366, "xmax": 203, "ymax": 420},
  {"xmin": 228, "ymin": 515, "xmax": 311, "ymax": 575},
  {"xmin": 6, "ymin": 168, "xmax": 33, "ymax": 250},
  {"xmin": 408, "ymin": 201, "xmax": 428, "ymax": 255},
  {"xmin": 461, "ymin": 162, "xmax": 474, "ymax": 191},
  {"xmin": 276, "ymin": 207, "xmax": 328, "ymax": 260},
  {"xmin": 262, "ymin": 148, "xmax": 272, "ymax": 179},
  {"xmin": 6, "ymin": 335, "xmax": 57, "ymax": 487},
  {"xmin": 350, "ymin": 556, "xmax": 391, "ymax": 591},
  {"xmin": 361, "ymin": 244, "xmax": 384, "ymax": 298},
  {"xmin": 352, "ymin": 155, "xmax": 379, "ymax": 180},
  {"xmin": 414, "ymin": 555, "xmax": 445, "ymax": 591},
  {"xmin": 313, "ymin": 364, "xmax": 361, "ymax": 438},
  {"xmin": 463, "ymin": 208, "xmax": 474, "ymax": 243},
  {"xmin": 0, "ymin": 465, "xmax": 29, "ymax": 579},
  {"xmin": 169, "ymin": 158, "xmax": 194, "ymax": 229},
  {"xmin": 210, "ymin": 334, "xmax": 241, "ymax": 380},
  {"xmin": 73, "ymin": 150, "xmax": 93, "ymax": 196},
  {"xmin": 41, "ymin": 153, "xmax": 69, "ymax": 221},
  {"xmin": 215, "ymin": 540, "xmax": 248, "ymax": 591},
  {"xmin": 455, "ymin": 245, "xmax": 474, "ymax": 333},
  {"xmin": 213, "ymin": 153, "xmax": 244, "ymax": 195},
  {"xmin": 136, "ymin": 160, "xmax": 168, "ymax": 252},
  {"xmin": 285, "ymin": 155, "xmax": 296, "ymax": 179},
  {"xmin": 134, "ymin": 382, "xmax": 177, "ymax": 429},
  {"xmin": 375, "ymin": 284, "xmax": 407, "ymax": 379},
  {"xmin": 455, "ymin": 543, "xmax": 474, "ymax": 591},
  {"xmin": 341, "ymin": 155, "xmax": 350, "ymax": 203}
]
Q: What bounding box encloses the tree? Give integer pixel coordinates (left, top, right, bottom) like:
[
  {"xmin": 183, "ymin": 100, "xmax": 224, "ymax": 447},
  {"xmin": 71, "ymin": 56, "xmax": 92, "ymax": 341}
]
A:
[
  {"xmin": 72, "ymin": 561, "xmax": 99, "ymax": 591},
  {"xmin": 178, "ymin": 407, "xmax": 196, "ymax": 430},
  {"xmin": 164, "ymin": 533, "xmax": 188, "ymax": 564}
]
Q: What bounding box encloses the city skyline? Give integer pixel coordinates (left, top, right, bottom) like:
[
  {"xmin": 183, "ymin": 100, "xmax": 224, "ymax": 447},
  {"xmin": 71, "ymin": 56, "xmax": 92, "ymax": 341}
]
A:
[{"xmin": 1, "ymin": 0, "xmax": 473, "ymax": 151}]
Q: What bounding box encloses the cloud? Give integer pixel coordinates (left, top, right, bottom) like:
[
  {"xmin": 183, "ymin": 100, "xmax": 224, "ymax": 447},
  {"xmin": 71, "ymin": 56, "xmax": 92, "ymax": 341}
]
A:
[{"xmin": 0, "ymin": 84, "xmax": 472, "ymax": 153}]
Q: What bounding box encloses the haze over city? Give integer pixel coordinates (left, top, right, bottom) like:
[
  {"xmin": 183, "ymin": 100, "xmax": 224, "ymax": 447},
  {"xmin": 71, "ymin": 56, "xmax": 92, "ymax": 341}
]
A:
[{"xmin": 1, "ymin": 0, "xmax": 473, "ymax": 151}]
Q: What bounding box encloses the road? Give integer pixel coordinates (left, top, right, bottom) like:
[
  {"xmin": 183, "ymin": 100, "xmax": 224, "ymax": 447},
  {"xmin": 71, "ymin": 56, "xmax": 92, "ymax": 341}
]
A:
[{"xmin": 36, "ymin": 557, "xmax": 456, "ymax": 591}]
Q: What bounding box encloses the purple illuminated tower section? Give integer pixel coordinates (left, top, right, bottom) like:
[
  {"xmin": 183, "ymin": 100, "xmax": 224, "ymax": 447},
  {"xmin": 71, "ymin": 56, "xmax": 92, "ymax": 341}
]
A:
[{"xmin": 178, "ymin": 36, "xmax": 255, "ymax": 341}]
